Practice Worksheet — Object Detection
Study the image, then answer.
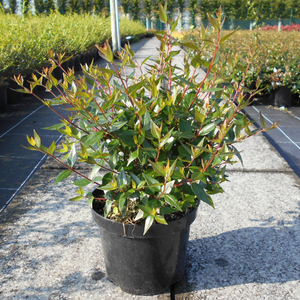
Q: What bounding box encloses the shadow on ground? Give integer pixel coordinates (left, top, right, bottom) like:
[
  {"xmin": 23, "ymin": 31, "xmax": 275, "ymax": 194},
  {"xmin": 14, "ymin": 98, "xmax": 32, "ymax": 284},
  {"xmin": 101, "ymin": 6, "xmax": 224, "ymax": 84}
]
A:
[{"xmin": 175, "ymin": 204, "xmax": 300, "ymax": 295}]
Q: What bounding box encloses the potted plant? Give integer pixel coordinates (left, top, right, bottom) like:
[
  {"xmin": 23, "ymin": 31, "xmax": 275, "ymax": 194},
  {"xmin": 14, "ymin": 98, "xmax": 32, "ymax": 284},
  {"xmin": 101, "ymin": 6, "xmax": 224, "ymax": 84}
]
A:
[{"xmin": 15, "ymin": 5, "xmax": 277, "ymax": 296}]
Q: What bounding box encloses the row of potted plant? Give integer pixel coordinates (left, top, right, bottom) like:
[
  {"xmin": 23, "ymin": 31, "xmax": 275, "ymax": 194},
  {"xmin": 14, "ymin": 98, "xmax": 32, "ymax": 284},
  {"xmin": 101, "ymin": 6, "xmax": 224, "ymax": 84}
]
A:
[
  {"xmin": 177, "ymin": 26, "xmax": 300, "ymax": 102},
  {"xmin": 0, "ymin": 12, "xmax": 146, "ymax": 85}
]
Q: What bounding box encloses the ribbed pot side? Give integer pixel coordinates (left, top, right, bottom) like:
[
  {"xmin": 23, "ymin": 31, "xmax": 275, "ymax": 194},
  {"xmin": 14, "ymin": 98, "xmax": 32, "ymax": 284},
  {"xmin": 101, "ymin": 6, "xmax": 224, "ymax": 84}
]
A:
[{"xmin": 91, "ymin": 203, "xmax": 197, "ymax": 295}]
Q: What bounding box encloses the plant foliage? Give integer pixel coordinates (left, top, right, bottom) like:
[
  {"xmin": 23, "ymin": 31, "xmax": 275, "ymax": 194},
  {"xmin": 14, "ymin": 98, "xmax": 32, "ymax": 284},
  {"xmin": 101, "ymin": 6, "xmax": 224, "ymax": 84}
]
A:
[
  {"xmin": 179, "ymin": 25, "xmax": 300, "ymax": 95},
  {"xmin": 0, "ymin": 13, "xmax": 146, "ymax": 84},
  {"xmin": 16, "ymin": 6, "xmax": 276, "ymax": 234}
]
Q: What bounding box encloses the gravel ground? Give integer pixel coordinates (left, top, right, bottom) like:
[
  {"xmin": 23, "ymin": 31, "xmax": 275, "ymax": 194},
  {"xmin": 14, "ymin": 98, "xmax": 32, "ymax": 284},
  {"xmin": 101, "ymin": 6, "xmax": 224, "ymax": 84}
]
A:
[
  {"xmin": 176, "ymin": 171, "xmax": 300, "ymax": 300},
  {"xmin": 0, "ymin": 152, "xmax": 299, "ymax": 299}
]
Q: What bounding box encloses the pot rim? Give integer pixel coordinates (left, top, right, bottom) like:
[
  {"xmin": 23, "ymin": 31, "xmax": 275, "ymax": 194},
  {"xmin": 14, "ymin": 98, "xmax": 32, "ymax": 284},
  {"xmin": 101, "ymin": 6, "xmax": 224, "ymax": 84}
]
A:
[{"xmin": 91, "ymin": 200, "xmax": 198, "ymax": 239}]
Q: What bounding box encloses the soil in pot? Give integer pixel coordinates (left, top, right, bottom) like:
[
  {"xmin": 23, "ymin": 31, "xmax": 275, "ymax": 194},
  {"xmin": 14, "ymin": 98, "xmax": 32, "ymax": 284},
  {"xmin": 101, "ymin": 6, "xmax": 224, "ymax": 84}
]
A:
[{"xmin": 91, "ymin": 189, "xmax": 197, "ymax": 295}]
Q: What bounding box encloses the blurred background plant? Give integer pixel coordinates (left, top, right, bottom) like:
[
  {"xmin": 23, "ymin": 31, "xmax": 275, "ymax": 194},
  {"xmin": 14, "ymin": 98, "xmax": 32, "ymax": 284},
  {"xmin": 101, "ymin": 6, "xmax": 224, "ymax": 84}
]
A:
[{"xmin": 0, "ymin": 11, "xmax": 146, "ymax": 84}]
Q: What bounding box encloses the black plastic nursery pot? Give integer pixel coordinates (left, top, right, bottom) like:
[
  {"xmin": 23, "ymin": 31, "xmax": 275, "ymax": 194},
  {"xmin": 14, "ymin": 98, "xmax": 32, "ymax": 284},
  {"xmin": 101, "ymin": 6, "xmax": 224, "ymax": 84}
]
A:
[
  {"xmin": 7, "ymin": 80, "xmax": 23, "ymax": 104},
  {"xmin": 91, "ymin": 199, "xmax": 197, "ymax": 295},
  {"xmin": 0, "ymin": 83, "xmax": 9, "ymax": 112}
]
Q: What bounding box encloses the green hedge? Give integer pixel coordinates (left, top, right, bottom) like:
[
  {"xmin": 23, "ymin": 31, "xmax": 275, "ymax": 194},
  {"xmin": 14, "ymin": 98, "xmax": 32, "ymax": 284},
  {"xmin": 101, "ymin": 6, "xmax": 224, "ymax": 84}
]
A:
[
  {"xmin": 0, "ymin": 13, "xmax": 146, "ymax": 84},
  {"xmin": 179, "ymin": 28, "xmax": 300, "ymax": 95}
]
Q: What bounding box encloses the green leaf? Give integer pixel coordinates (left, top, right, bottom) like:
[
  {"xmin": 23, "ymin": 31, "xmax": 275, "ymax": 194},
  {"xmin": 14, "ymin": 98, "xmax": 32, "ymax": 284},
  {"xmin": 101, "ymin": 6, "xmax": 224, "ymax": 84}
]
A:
[
  {"xmin": 178, "ymin": 42, "xmax": 199, "ymax": 51},
  {"xmin": 127, "ymin": 150, "xmax": 138, "ymax": 166},
  {"xmin": 168, "ymin": 159, "xmax": 178, "ymax": 178},
  {"xmin": 68, "ymin": 144, "xmax": 77, "ymax": 168},
  {"xmin": 97, "ymin": 67, "xmax": 117, "ymax": 76},
  {"xmin": 231, "ymin": 145, "xmax": 243, "ymax": 166},
  {"xmin": 33, "ymin": 130, "xmax": 41, "ymax": 148},
  {"xmin": 199, "ymin": 123, "xmax": 215, "ymax": 135},
  {"xmin": 150, "ymin": 119, "xmax": 161, "ymax": 139},
  {"xmin": 137, "ymin": 105, "xmax": 146, "ymax": 117},
  {"xmin": 23, "ymin": 146, "xmax": 39, "ymax": 151},
  {"xmin": 158, "ymin": 3, "xmax": 167, "ymax": 23},
  {"xmin": 119, "ymin": 130, "xmax": 137, "ymax": 147},
  {"xmin": 144, "ymin": 215, "xmax": 155, "ymax": 235},
  {"xmin": 117, "ymin": 169, "xmax": 128, "ymax": 187},
  {"xmin": 166, "ymin": 50, "xmax": 181, "ymax": 61},
  {"xmin": 137, "ymin": 181, "xmax": 146, "ymax": 189},
  {"xmin": 143, "ymin": 173, "xmax": 161, "ymax": 194},
  {"xmin": 87, "ymin": 195, "xmax": 94, "ymax": 208},
  {"xmin": 143, "ymin": 173, "xmax": 160, "ymax": 186},
  {"xmin": 134, "ymin": 209, "xmax": 144, "ymax": 221},
  {"xmin": 155, "ymin": 215, "xmax": 168, "ymax": 225},
  {"xmin": 130, "ymin": 172, "xmax": 141, "ymax": 185},
  {"xmin": 171, "ymin": 16, "xmax": 179, "ymax": 32},
  {"xmin": 164, "ymin": 180, "xmax": 175, "ymax": 194},
  {"xmin": 175, "ymin": 75, "xmax": 195, "ymax": 88},
  {"xmin": 172, "ymin": 170, "xmax": 185, "ymax": 180},
  {"xmin": 236, "ymin": 64, "xmax": 246, "ymax": 73},
  {"xmin": 180, "ymin": 142, "xmax": 193, "ymax": 156},
  {"xmin": 201, "ymin": 88, "xmax": 224, "ymax": 93},
  {"xmin": 73, "ymin": 178, "xmax": 91, "ymax": 186},
  {"xmin": 119, "ymin": 197, "xmax": 126, "ymax": 211},
  {"xmin": 69, "ymin": 196, "xmax": 84, "ymax": 201},
  {"xmin": 195, "ymin": 109, "xmax": 205, "ymax": 123},
  {"xmin": 42, "ymin": 123, "xmax": 65, "ymax": 131},
  {"xmin": 91, "ymin": 165, "xmax": 101, "ymax": 180},
  {"xmin": 100, "ymin": 183, "xmax": 117, "ymax": 191},
  {"xmin": 207, "ymin": 14, "xmax": 219, "ymax": 30},
  {"xmin": 104, "ymin": 200, "xmax": 112, "ymax": 218},
  {"xmin": 83, "ymin": 131, "xmax": 104, "ymax": 147},
  {"xmin": 163, "ymin": 194, "xmax": 182, "ymax": 211},
  {"xmin": 191, "ymin": 56, "xmax": 211, "ymax": 69},
  {"xmin": 191, "ymin": 183, "xmax": 214, "ymax": 208},
  {"xmin": 127, "ymin": 80, "xmax": 145, "ymax": 94},
  {"xmin": 160, "ymin": 128, "xmax": 174, "ymax": 147},
  {"xmin": 259, "ymin": 112, "xmax": 266, "ymax": 129},
  {"xmin": 183, "ymin": 92, "xmax": 196, "ymax": 109},
  {"xmin": 191, "ymin": 170, "xmax": 204, "ymax": 181},
  {"xmin": 54, "ymin": 170, "xmax": 72, "ymax": 185},
  {"xmin": 11, "ymin": 88, "xmax": 31, "ymax": 94},
  {"xmin": 143, "ymin": 140, "xmax": 157, "ymax": 159},
  {"xmin": 139, "ymin": 204, "xmax": 154, "ymax": 215},
  {"xmin": 219, "ymin": 29, "xmax": 238, "ymax": 44},
  {"xmin": 111, "ymin": 121, "xmax": 128, "ymax": 132},
  {"xmin": 48, "ymin": 141, "xmax": 56, "ymax": 155},
  {"xmin": 149, "ymin": 160, "xmax": 166, "ymax": 177}
]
